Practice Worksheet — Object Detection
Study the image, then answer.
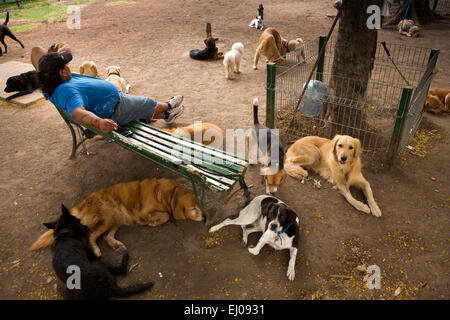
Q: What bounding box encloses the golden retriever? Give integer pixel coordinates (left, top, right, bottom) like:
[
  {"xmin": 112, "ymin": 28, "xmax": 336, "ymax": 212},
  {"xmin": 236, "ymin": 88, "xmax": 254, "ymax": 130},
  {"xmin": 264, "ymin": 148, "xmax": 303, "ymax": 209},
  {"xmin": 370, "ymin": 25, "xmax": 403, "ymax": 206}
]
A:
[
  {"xmin": 105, "ymin": 65, "xmax": 131, "ymax": 93},
  {"xmin": 162, "ymin": 122, "xmax": 224, "ymax": 148},
  {"xmin": 30, "ymin": 178, "xmax": 203, "ymax": 257},
  {"xmin": 424, "ymin": 88, "xmax": 450, "ymax": 113},
  {"xmin": 284, "ymin": 135, "xmax": 382, "ymax": 217},
  {"xmin": 79, "ymin": 60, "xmax": 98, "ymax": 78},
  {"xmin": 253, "ymin": 27, "xmax": 285, "ymax": 70}
]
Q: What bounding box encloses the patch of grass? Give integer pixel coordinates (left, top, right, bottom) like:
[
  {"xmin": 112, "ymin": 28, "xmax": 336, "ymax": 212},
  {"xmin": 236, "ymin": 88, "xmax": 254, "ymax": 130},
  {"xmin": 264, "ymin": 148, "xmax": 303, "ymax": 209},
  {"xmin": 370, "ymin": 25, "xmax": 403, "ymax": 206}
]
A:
[
  {"xmin": 72, "ymin": 0, "xmax": 93, "ymax": 4},
  {"xmin": 8, "ymin": 5, "xmax": 68, "ymax": 22},
  {"xmin": 105, "ymin": 1, "xmax": 136, "ymax": 6},
  {"xmin": 9, "ymin": 23, "xmax": 38, "ymax": 32}
]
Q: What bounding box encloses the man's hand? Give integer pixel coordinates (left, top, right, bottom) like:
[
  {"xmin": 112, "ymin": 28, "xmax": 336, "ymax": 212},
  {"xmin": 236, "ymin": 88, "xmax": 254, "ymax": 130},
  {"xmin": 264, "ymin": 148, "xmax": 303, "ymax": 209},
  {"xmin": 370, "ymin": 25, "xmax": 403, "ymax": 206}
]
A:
[
  {"xmin": 72, "ymin": 106, "xmax": 117, "ymax": 133},
  {"xmin": 98, "ymin": 118, "xmax": 118, "ymax": 133}
]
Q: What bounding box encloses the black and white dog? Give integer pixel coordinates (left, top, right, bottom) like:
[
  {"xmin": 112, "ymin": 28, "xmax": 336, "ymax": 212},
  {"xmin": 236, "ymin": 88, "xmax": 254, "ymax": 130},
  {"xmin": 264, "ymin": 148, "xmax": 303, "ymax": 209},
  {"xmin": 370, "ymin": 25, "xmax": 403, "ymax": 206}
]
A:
[
  {"xmin": 4, "ymin": 70, "xmax": 41, "ymax": 100},
  {"xmin": 209, "ymin": 195, "xmax": 299, "ymax": 280}
]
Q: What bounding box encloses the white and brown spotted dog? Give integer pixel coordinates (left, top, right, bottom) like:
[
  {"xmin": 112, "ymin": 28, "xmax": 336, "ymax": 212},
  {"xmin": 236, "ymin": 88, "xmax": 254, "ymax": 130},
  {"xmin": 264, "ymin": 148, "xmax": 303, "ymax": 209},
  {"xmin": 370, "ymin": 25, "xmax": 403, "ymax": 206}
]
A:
[
  {"xmin": 398, "ymin": 19, "xmax": 419, "ymax": 37},
  {"xmin": 284, "ymin": 135, "xmax": 382, "ymax": 217},
  {"xmin": 281, "ymin": 38, "xmax": 306, "ymax": 63},
  {"xmin": 209, "ymin": 195, "xmax": 299, "ymax": 281}
]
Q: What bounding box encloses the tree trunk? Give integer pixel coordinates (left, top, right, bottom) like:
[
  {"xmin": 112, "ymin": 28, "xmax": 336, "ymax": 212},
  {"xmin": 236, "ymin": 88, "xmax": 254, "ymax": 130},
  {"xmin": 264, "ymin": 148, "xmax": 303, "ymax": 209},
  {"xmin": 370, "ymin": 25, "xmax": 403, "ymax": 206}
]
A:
[
  {"xmin": 325, "ymin": 0, "xmax": 382, "ymax": 143},
  {"xmin": 385, "ymin": 0, "xmax": 441, "ymax": 25}
]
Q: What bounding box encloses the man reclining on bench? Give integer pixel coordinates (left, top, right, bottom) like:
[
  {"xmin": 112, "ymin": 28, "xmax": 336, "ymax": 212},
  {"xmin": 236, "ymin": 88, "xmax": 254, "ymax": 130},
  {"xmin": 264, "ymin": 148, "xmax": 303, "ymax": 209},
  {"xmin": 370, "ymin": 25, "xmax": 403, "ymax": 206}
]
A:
[{"xmin": 31, "ymin": 44, "xmax": 184, "ymax": 133}]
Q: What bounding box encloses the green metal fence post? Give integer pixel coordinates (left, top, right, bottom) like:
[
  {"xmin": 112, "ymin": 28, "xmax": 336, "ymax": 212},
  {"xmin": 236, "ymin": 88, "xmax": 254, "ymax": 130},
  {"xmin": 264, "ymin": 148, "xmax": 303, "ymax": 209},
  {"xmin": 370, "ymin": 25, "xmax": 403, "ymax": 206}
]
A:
[
  {"xmin": 266, "ymin": 62, "xmax": 276, "ymax": 129},
  {"xmin": 387, "ymin": 87, "xmax": 413, "ymax": 166},
  {"xmin": 316, "ymin": 36, "xmax": 326, "ymax": 82}
]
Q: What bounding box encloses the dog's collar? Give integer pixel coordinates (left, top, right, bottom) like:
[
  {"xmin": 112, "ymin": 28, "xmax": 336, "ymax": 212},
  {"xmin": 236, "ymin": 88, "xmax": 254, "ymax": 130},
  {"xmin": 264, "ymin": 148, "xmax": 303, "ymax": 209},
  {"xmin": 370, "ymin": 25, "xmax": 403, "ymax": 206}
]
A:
[
  {"xmin": 269, "ymin": 52, "xmax": 282, "ymax": 63},
  {"xmin": 108, "ymin": 71, "xmax": 121, "ymax": 76},
  {"xmin": 275, "ymin": 223, "xmax": 291, "ymax": 245},
  {"xmin": 283, "ymin": 40, "xmax": 290, "ymax": 53},
  {"xmin": 168, "ymin": 186, "xmax": 179, "ymax": 220}
]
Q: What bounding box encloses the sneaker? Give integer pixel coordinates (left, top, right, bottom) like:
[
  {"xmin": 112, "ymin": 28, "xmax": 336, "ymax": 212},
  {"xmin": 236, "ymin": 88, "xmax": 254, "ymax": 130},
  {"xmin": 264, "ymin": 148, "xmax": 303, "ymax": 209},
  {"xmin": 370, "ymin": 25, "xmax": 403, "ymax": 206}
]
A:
[
  {"xmin": 165, "ymin": 104, "xmax": 184, "ymax": 124},
  {"xmin": 166, "ymin": 95, "xmax": 183, "ymax": 110}
]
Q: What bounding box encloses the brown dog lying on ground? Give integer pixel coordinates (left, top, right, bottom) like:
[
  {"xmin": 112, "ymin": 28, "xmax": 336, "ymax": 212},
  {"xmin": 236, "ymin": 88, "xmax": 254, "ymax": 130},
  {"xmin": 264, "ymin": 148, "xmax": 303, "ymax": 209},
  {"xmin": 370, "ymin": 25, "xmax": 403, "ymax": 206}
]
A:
[
  {"xmin": 284, "ymin": 135, "xmax": 381, "ymax": 217},
  {"xmin": 398, "ymin": 19, "xmax": 419, "ymax": 37},
  {"xmin": 253, "ymin": 27, "xmax": 285, "ymax": 70},
  {"xmin": 424, "ymin": 88, "xmax": 450, "ymax": 113},
  {"xmin": 30, "ymin": 178, "xmax": 203, "ymax": 257},
  {"xmin": 163, "ymin": 122, "xmax": 224, "ymax": 148}
]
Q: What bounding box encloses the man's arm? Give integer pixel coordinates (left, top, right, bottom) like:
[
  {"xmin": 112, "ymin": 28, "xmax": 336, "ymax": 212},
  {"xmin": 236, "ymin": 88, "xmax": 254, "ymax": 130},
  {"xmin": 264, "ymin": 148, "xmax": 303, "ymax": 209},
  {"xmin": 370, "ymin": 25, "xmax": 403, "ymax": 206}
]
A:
[{"xmin": 72, "ymin": 106, "xmax": 118, "ymax": 133}]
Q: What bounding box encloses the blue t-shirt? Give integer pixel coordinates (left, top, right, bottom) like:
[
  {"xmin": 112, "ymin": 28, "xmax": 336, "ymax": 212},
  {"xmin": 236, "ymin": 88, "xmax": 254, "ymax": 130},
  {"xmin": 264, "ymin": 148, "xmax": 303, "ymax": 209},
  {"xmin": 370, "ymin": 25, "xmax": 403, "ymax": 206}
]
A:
[{"xmin": 46, "ymin": 73, "xmax": 119, "ymax": 118}]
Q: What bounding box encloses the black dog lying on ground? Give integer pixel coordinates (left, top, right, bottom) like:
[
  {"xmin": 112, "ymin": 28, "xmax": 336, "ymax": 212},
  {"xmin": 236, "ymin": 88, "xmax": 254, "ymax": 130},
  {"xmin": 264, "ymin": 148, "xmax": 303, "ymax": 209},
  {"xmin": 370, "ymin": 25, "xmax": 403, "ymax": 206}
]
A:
[
  {"xmin": 0, "ymin": 12, "xmax": 25, "ymax": 56},
  {"xmin": 189, "ymin": 22, "xmax": 223, "ymax": 60},
  {"xmin": 43, "ymin": 204, "xmax": 154, "ymax": 300},
  {"xmin": 4, "ymin": 70, "xmax": 41, "ymax": 100},
  {"xmin": 189, "ymin": 36, "xmax": 223, "ymax": 60}
]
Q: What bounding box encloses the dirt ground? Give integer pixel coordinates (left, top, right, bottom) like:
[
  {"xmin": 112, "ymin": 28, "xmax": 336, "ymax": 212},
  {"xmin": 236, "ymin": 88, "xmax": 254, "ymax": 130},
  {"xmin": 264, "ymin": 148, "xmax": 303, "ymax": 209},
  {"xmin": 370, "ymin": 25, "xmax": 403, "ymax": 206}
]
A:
[{"xmin": 0, "ymin": 0, "xmax": 449, "ymax": 300}]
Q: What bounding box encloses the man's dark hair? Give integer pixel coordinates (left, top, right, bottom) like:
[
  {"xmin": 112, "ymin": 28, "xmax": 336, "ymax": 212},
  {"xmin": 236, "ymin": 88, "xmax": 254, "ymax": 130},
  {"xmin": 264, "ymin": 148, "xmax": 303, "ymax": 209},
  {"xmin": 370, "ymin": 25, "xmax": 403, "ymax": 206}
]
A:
[
  {"xmin": 39, "ymin": 70, "xmax": 64, "ymax": 97},
  {"xmin": 38, "ymin": 51, "xmax": 73, "ymax": 97}
]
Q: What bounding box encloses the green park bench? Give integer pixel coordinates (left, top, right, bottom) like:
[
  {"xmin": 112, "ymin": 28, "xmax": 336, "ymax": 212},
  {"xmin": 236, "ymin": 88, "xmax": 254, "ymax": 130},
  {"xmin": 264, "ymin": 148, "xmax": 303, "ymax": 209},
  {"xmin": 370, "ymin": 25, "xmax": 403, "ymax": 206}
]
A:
[{"xmin": 56, "ymin": 108, "xmax": 250, "ymax": 226}]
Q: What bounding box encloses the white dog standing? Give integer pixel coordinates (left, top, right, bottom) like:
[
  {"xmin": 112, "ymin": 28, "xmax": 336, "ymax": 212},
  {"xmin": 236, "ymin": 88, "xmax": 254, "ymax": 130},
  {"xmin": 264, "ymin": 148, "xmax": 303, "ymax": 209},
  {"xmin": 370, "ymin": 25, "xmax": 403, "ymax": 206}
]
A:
[
  {"xmin": 249, "ymin": 16, "xmax": 264, "ymax": 30},
  {"xmin": 281, "ymin": 38, "xmax": 306, "ymax": 63},
  {"xmin": 223, "ymin": 42, "xmax": 244, "ymax": 80}
]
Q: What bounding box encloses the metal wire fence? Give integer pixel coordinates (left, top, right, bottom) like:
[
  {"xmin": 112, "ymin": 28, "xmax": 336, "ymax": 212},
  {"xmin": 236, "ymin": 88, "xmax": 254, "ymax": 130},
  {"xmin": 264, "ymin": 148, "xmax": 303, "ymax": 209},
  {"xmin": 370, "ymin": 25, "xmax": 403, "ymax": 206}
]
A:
[{"xmin": 266, "ymin": 36, "xmax": 439, "ymax": 165}]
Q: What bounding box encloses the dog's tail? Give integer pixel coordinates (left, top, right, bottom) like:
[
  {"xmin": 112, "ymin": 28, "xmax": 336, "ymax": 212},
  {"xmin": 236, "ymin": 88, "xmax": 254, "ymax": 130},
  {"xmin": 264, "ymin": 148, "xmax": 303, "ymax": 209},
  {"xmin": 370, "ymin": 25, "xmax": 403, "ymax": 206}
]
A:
[
  {"xmin": 253, "ymin": 98, "xmax": 259, "ymax": 125},
  {"xmin": 30, "ymin": 230, "xmax": 54, "ymax": 251},
  {"xmin": 114, "ymin": 282, "xmax": 154, "ymax": 298},
  {"xmin": 3, "ymin": 11, "xmax": 9, "ymax": 26}
]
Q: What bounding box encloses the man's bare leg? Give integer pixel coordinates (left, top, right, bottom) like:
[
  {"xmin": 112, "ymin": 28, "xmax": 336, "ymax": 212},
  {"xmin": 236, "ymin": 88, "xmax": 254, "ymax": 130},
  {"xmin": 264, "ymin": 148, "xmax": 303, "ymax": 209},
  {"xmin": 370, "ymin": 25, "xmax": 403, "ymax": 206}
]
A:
[{"xmin": 152, "ymin": 102, "xmax": 170, "ymax": 119}]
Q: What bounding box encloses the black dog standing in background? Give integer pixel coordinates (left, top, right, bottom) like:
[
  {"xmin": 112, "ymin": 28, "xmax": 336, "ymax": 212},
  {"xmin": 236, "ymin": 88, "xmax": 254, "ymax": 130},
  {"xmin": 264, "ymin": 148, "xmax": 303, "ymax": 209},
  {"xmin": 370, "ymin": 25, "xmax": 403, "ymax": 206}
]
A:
[
  {"xmin": 258, "ymin": 4, "xmax": 264, "ymax": 21},
  {"xmin": 0, "ymin": 12, "xmax": 25, "ymax": 56}
]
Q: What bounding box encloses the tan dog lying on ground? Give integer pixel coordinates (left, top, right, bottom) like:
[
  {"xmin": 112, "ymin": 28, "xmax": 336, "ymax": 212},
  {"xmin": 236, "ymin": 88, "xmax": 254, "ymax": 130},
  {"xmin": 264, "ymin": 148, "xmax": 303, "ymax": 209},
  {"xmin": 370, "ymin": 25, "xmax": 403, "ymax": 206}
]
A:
[
  {"xmin": 105, "ymin": 65, "xmax": 131, "ymax": 93},
  {"xmin": 253, "ymin": 27, "xmax": 285, "ymax": 70},
  {"xmin": 163, "ymin": 122, "xmax": 224, "ymax": 148},
  {"xmin": 284, "ymin": 135, "xmax": 382, "ymax": 217},
  {"xmin": 79, "ymin": 61, "xmax": 98, "ymax": 78},
  {"xmin": 424, "ymin": 88, "xmax": 450, "ymax": 113},
  {"xmin": 30, "ymin": 178, "xmax": 203, "ymax": 257},
  {"xmin": 398, "ymin": 19, "xmax": 419, "ymax": 37},
  {"xmin": 281, "ymin": 38, "xmax": 306, "ymax": 63}
]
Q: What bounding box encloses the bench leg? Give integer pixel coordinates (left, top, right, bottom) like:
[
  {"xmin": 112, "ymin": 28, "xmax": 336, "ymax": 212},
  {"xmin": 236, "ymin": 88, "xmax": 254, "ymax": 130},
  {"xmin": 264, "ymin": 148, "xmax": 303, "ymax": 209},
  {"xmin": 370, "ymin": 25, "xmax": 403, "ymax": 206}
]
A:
[{"xmin": 67, "ymin": 122, "xmax": 78, "ymax": 160}]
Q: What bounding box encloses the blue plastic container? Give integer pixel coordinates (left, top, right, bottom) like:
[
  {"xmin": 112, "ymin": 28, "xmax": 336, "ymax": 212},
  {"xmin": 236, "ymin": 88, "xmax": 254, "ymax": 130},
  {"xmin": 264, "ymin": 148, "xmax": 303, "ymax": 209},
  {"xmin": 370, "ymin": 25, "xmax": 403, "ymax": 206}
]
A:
[{"xmin": 299, "ymin": 80, "xmax": 327, "ymax": 117}]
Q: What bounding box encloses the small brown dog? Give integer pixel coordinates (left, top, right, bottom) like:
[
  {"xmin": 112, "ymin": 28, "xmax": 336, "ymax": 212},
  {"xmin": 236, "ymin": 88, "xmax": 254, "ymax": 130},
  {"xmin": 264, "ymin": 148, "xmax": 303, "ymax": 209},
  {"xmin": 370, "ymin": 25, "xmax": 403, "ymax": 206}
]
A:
[
  {"xmin": 105, "ymin": 65, "xmax": 131, "ymax": 93},
  {"xmin": 424, "ymin": 88, "xmax": 450, "ymax": 113},
  {"xmin": 30, "ymin": 178, "xmax": 203, "ymax": 257},
  {"xmin": 79, "ymin": 61, "xmax": 98, "ymax": 78},
  {"xmin": 281, "ymin": 38, "xmax": 306, "ymax": 63},
  {"xmin": 253, "ymin": 27, "xmax": 285, "ymax": 70},
  {"xmin": 163, "ymin": 122, "xmax": 224, "ymax": 148},
  {"xmin": 398, "ymin": 19, "xmax": 419, "ymax": 37}
]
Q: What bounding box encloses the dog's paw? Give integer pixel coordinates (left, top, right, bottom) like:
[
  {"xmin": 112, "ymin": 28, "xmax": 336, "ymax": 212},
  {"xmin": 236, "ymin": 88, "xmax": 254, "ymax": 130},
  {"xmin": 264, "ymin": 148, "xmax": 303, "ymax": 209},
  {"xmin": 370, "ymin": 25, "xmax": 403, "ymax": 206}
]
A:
[
  {"xmin": 371, "ymin": 205, "xmax": 382, "ymax": 218},
  {"xmin": 286, "ymin": 266, "xmax": 295, "ymax": 281},
  {"xmin": 253, "ymin": 66, "xmax": 257, "ymax": 70},
  {"xmin": 241, "ymin": 239, "xmax": 248, "ymax": 247},
  {"xmin": 357, "ymin": 202, "xmax": 371, "ymax": 214},
  {"xmin": 209, "ymin": 226, "xmax": 219, "ymax": 233},
  {"xmin": 93, "ymin": 247, "xmax": 102, "ymax": 258},
  {"xmin": 112, "ymin": 242, "xmax": 127, "ymax": 253},
  {"xmin": 248, "ymin": 245, "xmax": 259, "ymax": 255}
]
